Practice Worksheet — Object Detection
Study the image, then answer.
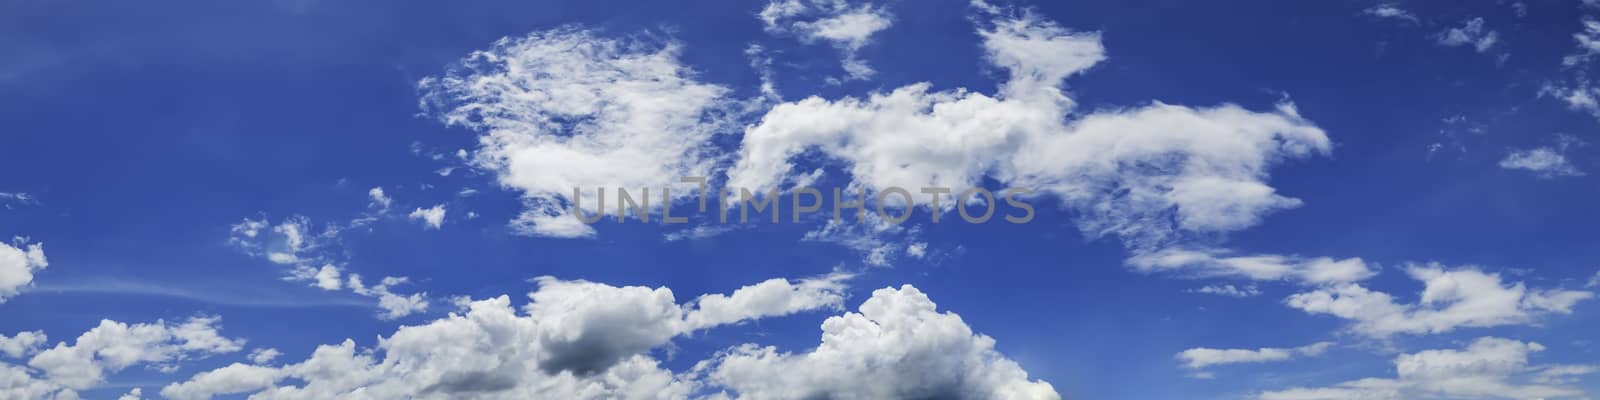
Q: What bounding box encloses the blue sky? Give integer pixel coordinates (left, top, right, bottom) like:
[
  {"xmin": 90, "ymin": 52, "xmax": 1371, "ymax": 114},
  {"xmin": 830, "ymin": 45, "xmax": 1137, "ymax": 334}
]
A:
[{"xmin": 3, "ymin": 0, "xmax": 1600, "ymax": 399}]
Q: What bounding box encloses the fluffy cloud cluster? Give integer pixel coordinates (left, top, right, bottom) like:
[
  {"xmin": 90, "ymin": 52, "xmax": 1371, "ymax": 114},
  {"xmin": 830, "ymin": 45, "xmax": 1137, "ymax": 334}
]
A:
[
  {"xmin": 758, "ymin": 0, "xmax": 893, "ymax": 81},
  {"xmin": 698, "ymin": 285, "xmax": 1059, "ymax": 400},
  {"xmin": 0, "ymin": 316, "xmax": 244, "ymax": 400},
  {"xmin": 230, "ymin": 216, "xmax": 429, "ymax": 319},
  {"xmin": 1127, "ymin": 247, "xmax": 1374, "ymax": 285},
  {"xmin": 0, "ymin": 238, "xmax": 48, "ymax": 303},
  {"xmin": 728, "ymin": 5, "xmax": 1330, "ymax": 250},
  {"xmin": 418, "ymin": 27, "xmax": 734, "ymax": 239},
  {"xmin": 1285, "ymin": 264, "xmax": 1593, "ymax": 337},
  {"xmin": 161, "ymin": 278, "xmax": 1057, "ymax": 400},
  {"xmin": 1176, "ymin": 342, "xmax": 1332, "ymax": 371},
  {"xmin": 1259, "ymin": 337, "xmax": 1595, "ymax": 400}
]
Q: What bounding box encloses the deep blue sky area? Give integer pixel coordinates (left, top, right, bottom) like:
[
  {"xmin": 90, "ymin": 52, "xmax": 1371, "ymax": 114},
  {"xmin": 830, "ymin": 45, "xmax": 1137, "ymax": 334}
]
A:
[{"xmin": 3, "ymin": 0, "xmax": 1599, "ymax": 399}]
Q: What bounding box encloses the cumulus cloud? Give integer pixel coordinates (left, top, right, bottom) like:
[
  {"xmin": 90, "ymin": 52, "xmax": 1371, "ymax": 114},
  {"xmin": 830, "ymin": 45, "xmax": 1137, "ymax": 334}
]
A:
[
  {"xmin": 1437, "ymin": 17, "xmax": 1499, "ymax": 53},
  {"xmin": 1127, "ymin": 247, "xmax": 1374, "ymax": 285},
  {"xmin": 1285, "ymin": 264, "xmax": 1593, "ymax": 338},
  {"xmin": 0, "ymin": 331, "xmax": 46, "ymax": 359},
  {"xmin": 418, "ymin": 27, "xmax": 734, "ymax": 239},
  {"xmin": 408, "ymin": 204, "xmax": 447, "ymax": 229},
  {"xmin": 0, "ymin": 238, "xmax": 48, "ymax": 303},
  {"xmin": 230, "ymin": 216, "xmax": 430, "ymax": 319},
  {"xmin": 1259, "ymin": 337, "xmax": 1595, "ymax": 400},
  {"xmin": 727, "ymin": 4, "xmax": 1330, "ymax": 250},
  {"xmin": 1499, "ymin": 147, "xmax": 1585, "ymax": 178},
  {"xmin": 697, "ymin": 285, "xmax": 1058, "ymax": 400},
  {"xmin": 758, "ymin": 0, "xmax": 893, "ymax": 81},
  {"xmin": 0, "ymin": 316, "xmax": 245, "ymax": 399},
  {"xmin": 1177, "ymin": 342, "xmax": 1332, "ymax": 370},
  {"xmin": 162, "ymin": 274, "xmax": 859, "ymax": 399}
]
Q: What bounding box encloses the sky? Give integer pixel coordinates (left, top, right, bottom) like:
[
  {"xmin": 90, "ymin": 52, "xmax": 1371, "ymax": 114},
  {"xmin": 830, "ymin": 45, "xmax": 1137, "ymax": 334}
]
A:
[{"xmin": 3, "ymin": 0, "xmax": 1600, "ymax": 399}]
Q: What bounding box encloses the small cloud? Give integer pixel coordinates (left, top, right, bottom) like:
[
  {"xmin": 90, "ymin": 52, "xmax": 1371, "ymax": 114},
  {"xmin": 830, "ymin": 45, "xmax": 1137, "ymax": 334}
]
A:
[
  {"xmin": 1363, "ymin": 4, "xmax": 1418, "ymax": 24},
  {"xmin": 1437, "ymin": 17, "xmax": 1499, "ymax": 53},
  {"xmin": 1500, "ymin": 147, "xmax": 1584, "ymax": 179},
  {"xmin": 409, "ymin": 205, "xmax": 447, "ymax": 229}
]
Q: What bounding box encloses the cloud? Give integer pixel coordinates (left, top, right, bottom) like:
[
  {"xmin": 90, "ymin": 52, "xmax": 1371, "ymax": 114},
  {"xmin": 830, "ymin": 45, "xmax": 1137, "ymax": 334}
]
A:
[
  {"xmin": 248, "ymin": 348, "xmax": 281, "ymax": 365},
  {"xmin": 0, "ymin": 331, "xmax": 46, "ymax": 359},
  {"xmin": 10, "ymin": 316, "xmax": 244, "ymax": 396},
  {"xmin": 1177, "ymin": 342, "xmax": 1332, "ymax": 370},
  {"xmin": 1436, "ymin": 17, "xmax": 1500, "ymax": 53},
  {"xmin": 1189, "ymin": 284, "xmax": 1261, "ymax": 297},
  {"xmin": 1499, "ymin": 147, "xmax": 1585, "ymax": 178},
  {"xmin": 1362, "ymin": 4, "xmax": 1418, "ymax": 24},
  {"xmin": 0, "ymin": 238, "xmax": 48, "ymax": 303},
  {"xmin": 1127, "ymin": 247, "xmax": 1374, "ymax": 285},
  {"xmin": 758, "ymin": 0, "xmax": 894, "ymax": 81},
  {"xmin": 1563, "ymin": 18, "xmax": 1600, "ymax": 67},
  {"xmin": 367, "ymin": 187, "xmax": 392, "ymax": 210},
  {"xmin": 697, "ymin": 285, "xmax": 1058, "ymax": 400},
  {"xmin": 418, "ymin": 27, "xmax": 735, "ymax": 239},
  {"xmin": 727, "ymin": 5, "xmax": 1330, "ymax": 250},
  {"xmin": 162, "ymin": 274, "xmax": 856, "ymax": 399},
  {"xmin": 230, "ymin": 216, "xmax": 430, "ymax": 319},
  {"xmin": 1285, "ymin": 264, "xmax": 1593, "ymax": 338},
  {"xmin": 408, "ymin": 204, "xmax": 447, "ymax": 229},
  {"xmin": 1258, "ymin": 337, "xmax": 1594, "ymax": 400}
]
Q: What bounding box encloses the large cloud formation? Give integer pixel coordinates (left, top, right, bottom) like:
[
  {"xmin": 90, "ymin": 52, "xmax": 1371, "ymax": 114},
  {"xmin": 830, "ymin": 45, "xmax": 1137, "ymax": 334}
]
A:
[
  {"xmin": 422, "ymin": 1, "xmax": 1330, "ymax": 252},
  {"xmin": 159, "ymin": 278, "xmax": 1056, "ymax": 400},
  {"xmin": 727, "ymin": 5, "xmax": 1330, "ymax": 250}
]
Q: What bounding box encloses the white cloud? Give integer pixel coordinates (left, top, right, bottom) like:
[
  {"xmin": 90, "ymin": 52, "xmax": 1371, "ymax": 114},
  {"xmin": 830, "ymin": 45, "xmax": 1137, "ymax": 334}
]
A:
[
  {"xmin": 161, "ymin": 363, "xmax": 283, "ymax": 400},
  {"xmin": 418, "ymin": 27, "xmax": 734, "ymax": 238},
  {"xmin": 1128, "ymin": 247, "xmax": 1374, "ymax": 285},
  {"xmin": 1437, "ymin": 17, "xmax": 1499, "ymax": 53},
  {"xmin": 698, "ymin": 285, "xmax": 1058, "ymax": 400},
  {"xmin": 1563, "ymin": 18, "xmax": 1600, "ymax": 67},
  {"xmin": 0, "ymin": 331, "xmax": 46, "ymax": 359},
  {"xmin": 727, "ymin": 5, "xmax": 1330, "ymax": 250},
  {"xmin": 759, "ymin": 0, "xmax": 893, "ymax": 81},
  {"xmin": 1259, "ymin": 337, "xmax": 1594, "ymax": 400},
  {"xmin": 408, "ymin": 204, "xmax": 446, "ymax": 229},
  {"xmin": 118, "ymin": 387, "xmax": 142, "ymax": 400},
  {"xmin": 367, "ymin": 187, "xmax": 392, "ymax": 210},
  {"xmin": 0, "ymin": 238, "xmax": 48, "ymax": 303},
  {"xmin": 230, "ymin": 216, "xmax": 430, "ymax": 319},
  {"xmin": 24, "ymin": 316, "xmax": 243, "ymax": 392},
  {"xmin": 1363, "ymin": 4, "xmax": 1418, "ymax": 24},
  {"xmin": 248, "ymin": 348, "xmax": 281, "ymax": 365},
  {"xmin": 1189, "ymin": 284, "xmax": 1261, "ymax": 298},
  {"xmin": 1285, "ymin": 264, "xmax": 1594, "ymax": 338},
  {"xmin": 1500, "ymin": 147, "xmax": 1584, "ymax": 179},
  {"xmin": 163, "ymin": 274, "xmax": 861, "ymax": 399},
  {"xmin": 1177, "ymin": 342, "xmax": 1332, "ymax": 370}
]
